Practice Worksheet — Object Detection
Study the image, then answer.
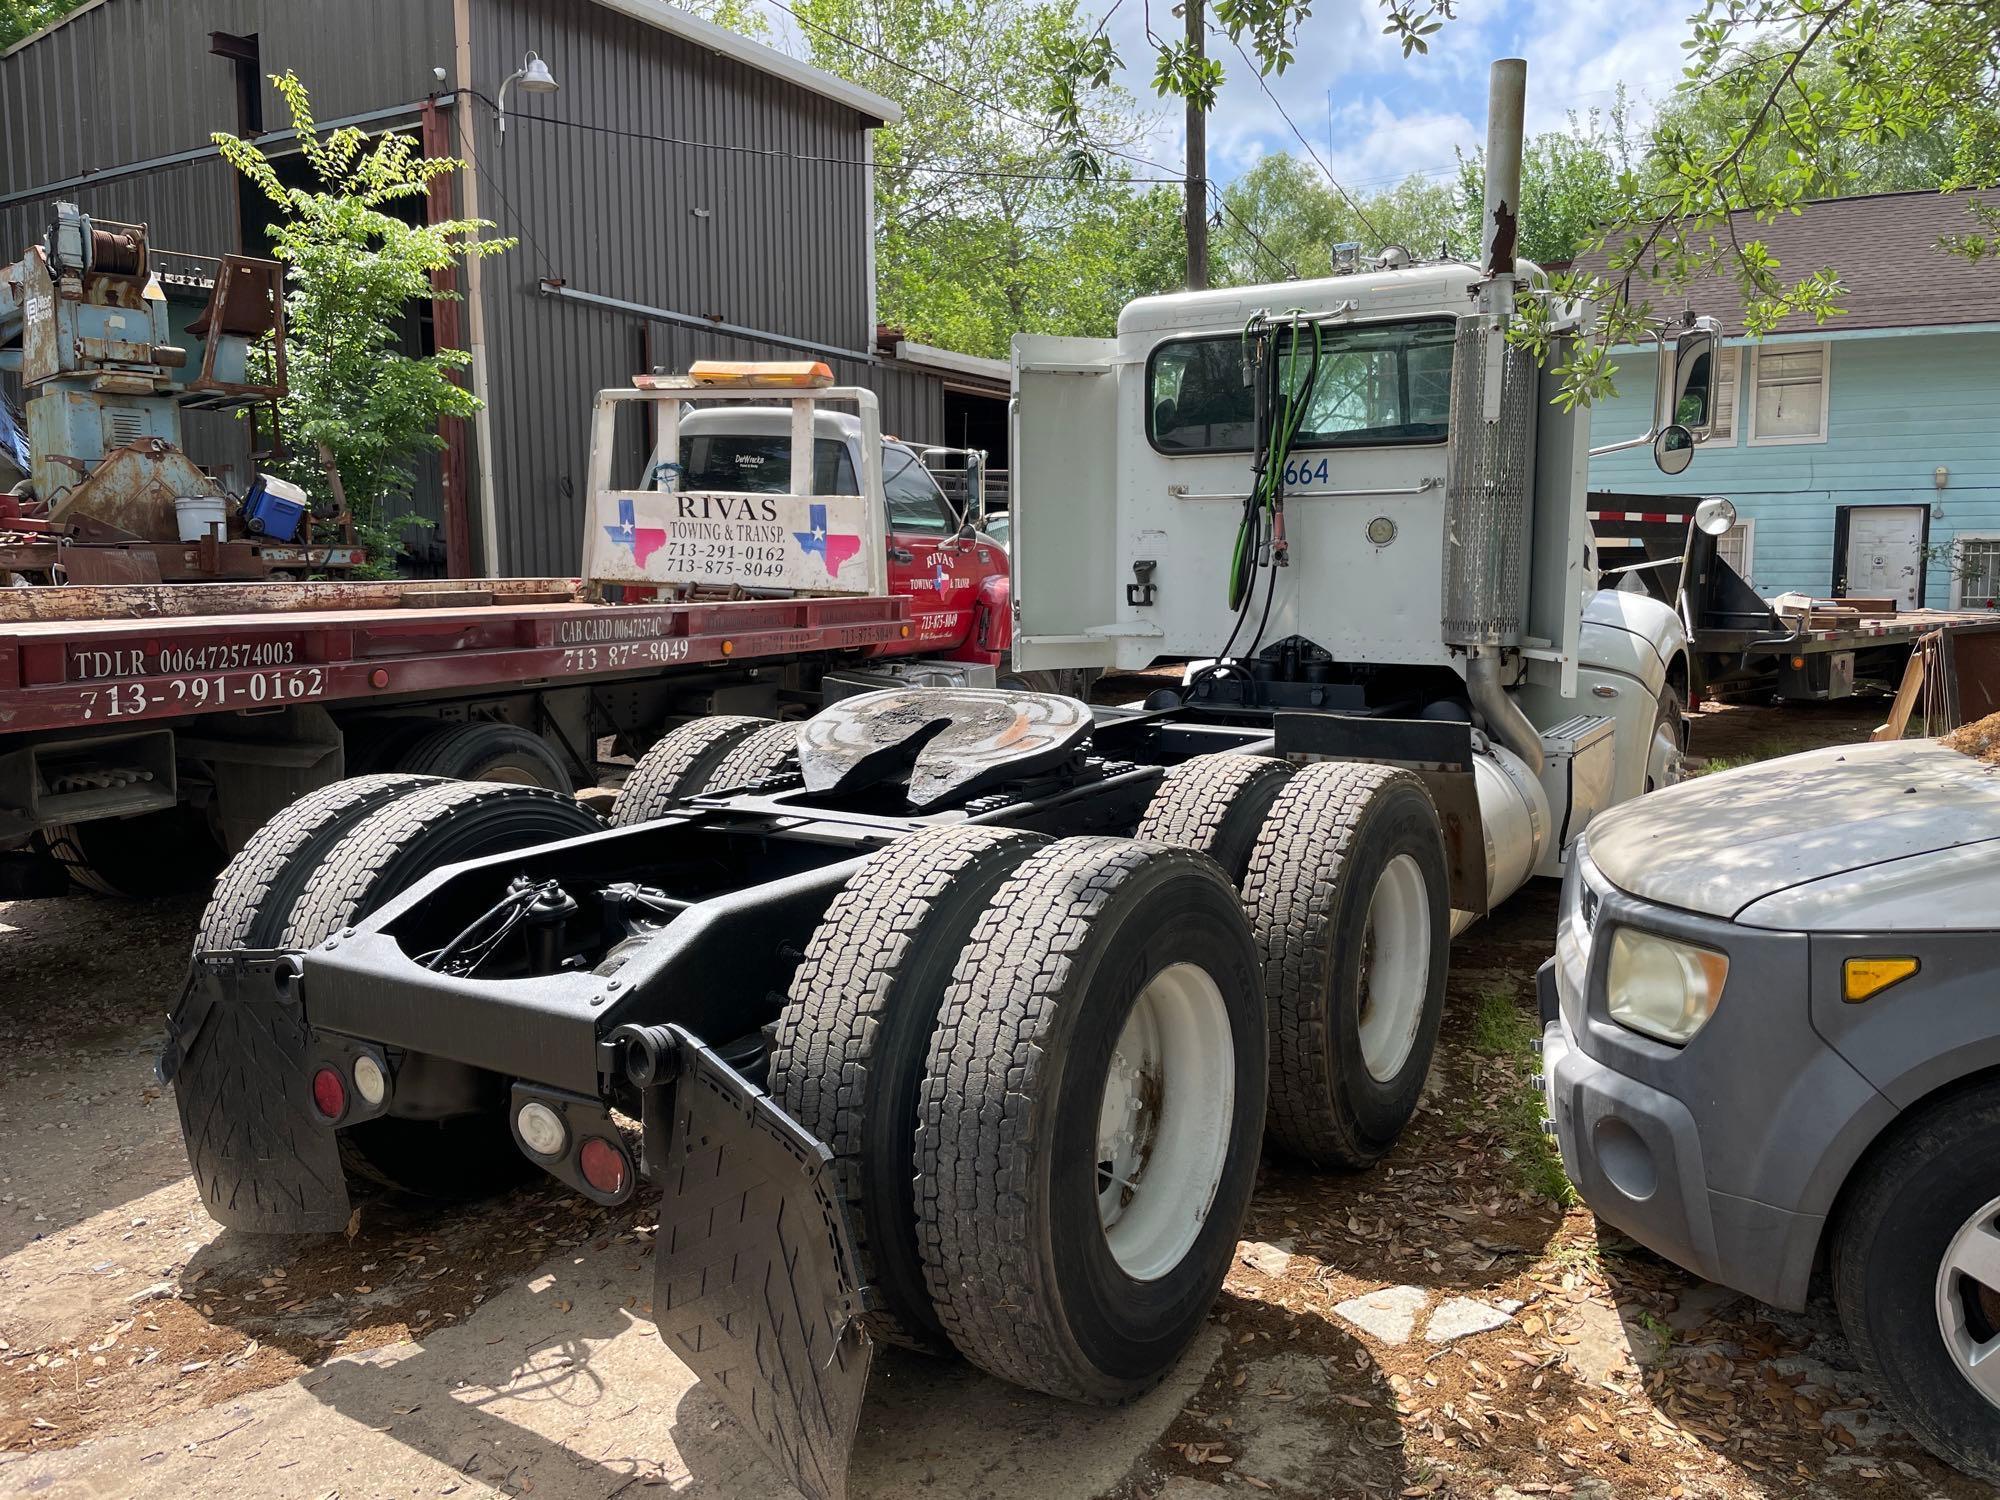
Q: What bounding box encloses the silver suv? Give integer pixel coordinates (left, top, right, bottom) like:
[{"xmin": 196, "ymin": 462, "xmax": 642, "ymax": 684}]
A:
[{"xmin": 1538, "ymin": 737, "xmax": 2000, "ymax": 1481}]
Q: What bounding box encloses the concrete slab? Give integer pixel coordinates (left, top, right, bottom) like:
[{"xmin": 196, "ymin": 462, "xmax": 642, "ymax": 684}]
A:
[
  {"xmin": 1331, "ymin": 1285, "xmax": 1429, "ymax": 1346},
  {"xmin": 1423, "ymin": 1296, "xmax": 1515, "ymax": 1343},
  {"xmin": 3, "ymin": 1226, "xmax": 1223, "ymax": 1500}
]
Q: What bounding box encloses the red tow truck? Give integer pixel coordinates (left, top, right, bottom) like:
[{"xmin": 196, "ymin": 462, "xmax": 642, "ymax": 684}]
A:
[{"xmin": 0, "ymin": 366, "xmax": 1013, "ymax": 896}]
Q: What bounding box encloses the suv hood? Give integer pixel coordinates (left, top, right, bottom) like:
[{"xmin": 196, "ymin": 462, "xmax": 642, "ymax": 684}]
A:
[{"xmin": 1584, "ymin": 740, "xmax": 2000, "ymax": 920}]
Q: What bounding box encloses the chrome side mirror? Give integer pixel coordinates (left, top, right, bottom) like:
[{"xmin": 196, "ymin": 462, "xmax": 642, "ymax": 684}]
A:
[
  {"xmin": 1653, "ymin": 424, "xmax": 1696, "ymax": 476},
  {"xmin": 1694, "ymin": 495, "xmax": 1737, "ymax": 536},
  {"xmin": 1666, "ymin": 319, "xmax": 1721, "ymax": 442}
]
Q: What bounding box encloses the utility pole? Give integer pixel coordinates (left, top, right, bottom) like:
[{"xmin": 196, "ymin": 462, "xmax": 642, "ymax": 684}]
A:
[{"xmin": 1183, "ymin": 0, "xmax": 1209, "ymax": 289}]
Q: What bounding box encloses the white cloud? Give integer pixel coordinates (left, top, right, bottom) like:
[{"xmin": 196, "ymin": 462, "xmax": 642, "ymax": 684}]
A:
[{"xmin": 1103, "ymin": 0, "xmax": 1697, "ymax": 192}]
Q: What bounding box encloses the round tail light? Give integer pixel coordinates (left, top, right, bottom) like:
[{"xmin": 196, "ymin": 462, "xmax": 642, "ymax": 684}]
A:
[
  {"xmin": 310, "ymin": 1066, "xmax": 347, "ymax": 1121},
  {"xmin": 352, "ymin": 1054, "xmax": 387, "ymax": 1106},
  {"xmin": 517, "ymin": 1101, "xmax": 567, "ymax": 1158},
  {"xmin": 578, "ymin": 1137, "xmax": 630, "ymax": 1197}
]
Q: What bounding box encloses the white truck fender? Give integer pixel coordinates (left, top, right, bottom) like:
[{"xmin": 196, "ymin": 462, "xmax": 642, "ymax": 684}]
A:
[{"xmin": 1577, "ymin": 588, "xmax": 1687, "ymax": 700}]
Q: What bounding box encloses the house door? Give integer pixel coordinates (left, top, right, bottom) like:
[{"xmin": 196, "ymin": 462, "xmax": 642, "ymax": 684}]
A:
[{"xmin": 1841, "ymin": 505, "xmax": 1926, "ymax": 609}]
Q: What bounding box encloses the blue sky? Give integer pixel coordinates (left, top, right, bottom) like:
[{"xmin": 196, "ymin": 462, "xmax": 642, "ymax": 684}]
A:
[
  {"xmin": 1108, "ymin": 0, "xmax": 1701, "ymax": 191},
  {"xmin": 1105, "ymin": 0, "xmax": 1703, "ymax": 191},
  {"xmin": 756, "ymin": 0, "xmax": 1702, "ymax": 195}
]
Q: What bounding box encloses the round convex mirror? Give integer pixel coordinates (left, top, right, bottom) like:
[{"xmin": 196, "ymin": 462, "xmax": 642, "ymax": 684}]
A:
[{"xmin": 1653, "ymin": 423, "xmax": 1696, "ymax": 476}]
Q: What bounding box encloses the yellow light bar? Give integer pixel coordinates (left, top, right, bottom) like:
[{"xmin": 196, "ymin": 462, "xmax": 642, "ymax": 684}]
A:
[
  {"xmin": 1843, "ymin": 956, "xmax": 1919, "ymax": 1003},
  {"xmin": 686, "ymin": 360, "xmax": 834, "ymax": 389}
]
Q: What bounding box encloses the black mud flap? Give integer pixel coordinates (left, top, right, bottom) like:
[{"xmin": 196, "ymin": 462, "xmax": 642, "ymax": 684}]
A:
[
  {"xmin": 642, "ymin": 1025, "xmax": 874, "ymax": 1500},
  {"xmin": 161, "ymin": 952, "xmax": 351, "ymax": 1234}
]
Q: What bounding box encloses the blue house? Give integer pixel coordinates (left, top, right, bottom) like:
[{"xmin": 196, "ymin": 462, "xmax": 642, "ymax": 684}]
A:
[{"xmin": 1583, "ymin": 192, "xmax": 2000, "ymax": 610}]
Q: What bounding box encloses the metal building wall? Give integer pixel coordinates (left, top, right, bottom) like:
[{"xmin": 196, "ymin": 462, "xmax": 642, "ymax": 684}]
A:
[
  {"xmin": 468, "ymin": 0, "xmax": 896, "ymax": 573},
  {"xmin": 1, "ymin": 0, "xmax": 458, "ymax": 549},
  {"xmin": 1, "ymin": 0, "xmax": 453, "ymax": 244}
]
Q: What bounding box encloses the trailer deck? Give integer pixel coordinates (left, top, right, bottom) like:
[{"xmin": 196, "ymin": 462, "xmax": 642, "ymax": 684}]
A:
[
  {"xmin": 0, "ymin": 582, "xmax": 911, "ymax": 736},
  {"xmin": 1588, "ymin": 501, "xmax": 1998, "ymax": 702}
]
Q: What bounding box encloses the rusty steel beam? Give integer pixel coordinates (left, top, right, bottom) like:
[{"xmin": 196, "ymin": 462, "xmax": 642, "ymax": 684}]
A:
[{"xmin": 422, "ymin": 97, "xmax": 474, "ymax": 581}]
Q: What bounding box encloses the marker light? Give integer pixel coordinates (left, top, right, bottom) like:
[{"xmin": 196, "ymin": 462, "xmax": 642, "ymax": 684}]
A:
[
  {"xmin": 578, "ymin": 1137, "xmax": 631, "ymax": 1197},
  {"xmin": 310, "ymin": 1066, "xmax": 348, "ymax": 1121},
  {"xmin": 352, "ymin": 1054, "xmax": 387, "ymax": 1106},
  {"xmin": 1843, "ymin": 956, "xmax": 1919, "ymax": 1003},
  {"xmin": 686, "ymin": 360, "xmax": 833, "ymax": 389},
  {"xmin": 517, "ymin": 1101, "xmax": 568, "ymax": 1158}
]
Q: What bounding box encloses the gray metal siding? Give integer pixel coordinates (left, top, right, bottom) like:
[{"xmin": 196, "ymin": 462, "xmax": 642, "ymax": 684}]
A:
[
  {"xmin": 2, "ymin": 0, "xmax": 455, "ymax": 549},
  {"xmin": 469, "ymin": 0, "xmax": 891, "ymax": 572},
  {"xmin": 3, "ymin": 0, "xmax": 939, "ymax": 579},
  {"xmin": 1, "ymin": 0, "xmax": 452, "ymax": 207}
]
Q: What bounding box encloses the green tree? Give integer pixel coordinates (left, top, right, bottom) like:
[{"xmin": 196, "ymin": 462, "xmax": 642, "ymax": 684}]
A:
[
  {"xmin": 1215, "ymin": 155, "xmax": 1460, "ymax": 283},
  {"xmin": 215, "ymin": 73, "xmax": 510, "ymax": 572},
  {"xmin": 676, "ymin": 0, "xmax": 772, "ymax": 39},
  {"xmin": 0, "ymin": 0, "xmax": 84, "ymax": 49},
  {"xmin": 1452, "ymin": 95, "xmax": 1643, "ymax": 266},
  {"xmin": 1042, "ymin": 0, "xmax": 2000, "ymax": 406},
  {"xmin": 794, "ymin": 0, "xmax": 1186, "ymax": 357},
  {"xmin": 1643, "ymin": 31, "xmax": 1979, "ymax": 196}
]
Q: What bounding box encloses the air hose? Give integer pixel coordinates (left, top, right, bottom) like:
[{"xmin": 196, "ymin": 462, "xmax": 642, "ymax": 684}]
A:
[{"xmin": 1224, "ymin": 310, "xmax": 1322, "ymax": 627}]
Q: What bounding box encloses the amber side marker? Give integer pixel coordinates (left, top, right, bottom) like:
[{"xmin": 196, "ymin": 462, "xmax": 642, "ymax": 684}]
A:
[{"xmin": 1843, "ymin": 956, "xmax": 1919, "ymax": 1003}]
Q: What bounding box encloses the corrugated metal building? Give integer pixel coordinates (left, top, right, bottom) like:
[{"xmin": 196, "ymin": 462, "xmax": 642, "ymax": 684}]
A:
[{"xmin": 1, "ymin": 0, "xmax": 1008, "ymax": 575}]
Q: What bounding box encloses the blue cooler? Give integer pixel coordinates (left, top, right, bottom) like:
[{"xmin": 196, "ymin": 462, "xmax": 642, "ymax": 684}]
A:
[{"xmin": 242, "ymin": 474, "xmax": 310, "ymax": 542}]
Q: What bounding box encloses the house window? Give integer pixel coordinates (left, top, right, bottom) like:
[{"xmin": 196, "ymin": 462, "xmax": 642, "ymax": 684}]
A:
[
  {"xmin": 1715, "ymin": 518, "xmax": 1755, "ymax": 581},
  {"xmin": 1706, "ymin": 347, "xmax": 1739, "ymax": 445},
  {"xmin": 1953, "ymin": 535, "xmax": 2000, "ymax": 609},
  {"xmin": 1747, "ymin": 343, "xmax": 1829, "ymax": 445}
]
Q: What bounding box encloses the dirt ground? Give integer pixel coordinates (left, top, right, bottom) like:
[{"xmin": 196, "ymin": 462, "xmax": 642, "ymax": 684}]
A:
[{"xmin": 0, "ymin": 696, "xmax": 1982, "ymax": 1500}]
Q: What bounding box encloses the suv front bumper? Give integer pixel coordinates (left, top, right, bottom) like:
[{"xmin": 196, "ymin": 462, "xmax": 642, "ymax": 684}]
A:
[{"xmin": 1534, "ymin": 852, "xmax": 1866, "ymax": 1311}]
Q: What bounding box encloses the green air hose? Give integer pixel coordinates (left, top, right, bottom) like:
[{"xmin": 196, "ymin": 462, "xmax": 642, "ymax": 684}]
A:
[{"xmin": 1226, "ymin": 310, "xmax": 1322, "ymax": 616}]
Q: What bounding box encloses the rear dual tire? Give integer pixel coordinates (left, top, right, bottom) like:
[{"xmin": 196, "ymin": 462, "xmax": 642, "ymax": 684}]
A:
[
  {"xmin": 916, "ymin": 839, "xmax": 1267, "ymax": 1401},
  {"xmin": 769, "ymin": 824, "xmax": 1048, "ymax": 1350},
  {"xmin": 1244, "ymin": 762, "xmax": 1450, "ymax": 1169},
  {"xmin": 609, "ymin": 715, "xmax": 798, "ymax": 826},
  {"xmin": 774, "ymin": 832, "xmax": 1267, "ymax": 1401}
]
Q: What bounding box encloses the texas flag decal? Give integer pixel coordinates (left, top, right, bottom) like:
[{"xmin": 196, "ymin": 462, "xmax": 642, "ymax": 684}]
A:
[
  {"xmin": 604, "ymin": 496, "xmax": 669, "ymax": 568},
  {"xmin": 793, "ymin": 503, "xmax": 862, "ymax": 576}
]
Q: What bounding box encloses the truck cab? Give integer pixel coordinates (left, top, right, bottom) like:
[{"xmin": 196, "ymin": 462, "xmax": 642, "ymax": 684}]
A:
[
  {"xmin": 676, "ymin": 406, "xmax": 1012, "ymax": 668},
  {"xmin": 1007, "ymin": 254, "xmax": 1719, "ymax": 924}
]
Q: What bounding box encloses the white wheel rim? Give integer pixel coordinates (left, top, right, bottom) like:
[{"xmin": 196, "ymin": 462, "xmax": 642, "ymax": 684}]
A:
[
  {"xmin": 1357, "ymin": 853, "xmax": 1431, "ymax": 1083},
  {"xmin": 1647, "ymin": 718, "xmax": 1682, "ymax": 791},
  {"xmin": 1096, "ymin": 962, "xmax": 1235, "ymax": 1282},
  {"xmin": 1935, "ymin": 1193, "xmax": 2000, "ymax": 1411}
]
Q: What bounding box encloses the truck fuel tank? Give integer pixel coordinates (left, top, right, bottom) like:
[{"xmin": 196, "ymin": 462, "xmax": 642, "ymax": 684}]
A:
[{"xmin": 1472, "ymin": 735, "xmax": 1550, "ymax": 916}]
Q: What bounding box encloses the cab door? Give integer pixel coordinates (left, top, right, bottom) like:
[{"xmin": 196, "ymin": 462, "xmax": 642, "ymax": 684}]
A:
[{"xmin": 881, "ymin": 441, "xmax": 989, "ymax": 655}]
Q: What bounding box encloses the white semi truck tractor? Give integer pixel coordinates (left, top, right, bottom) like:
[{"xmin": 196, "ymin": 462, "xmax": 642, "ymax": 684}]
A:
[
  {"xmin": 157, "ymin": 60, "xmax": 1730, "ymax": 1500},
  {"xmin": 1009, "ymin": 59, "xmax": 1719, "ymax": 942}
]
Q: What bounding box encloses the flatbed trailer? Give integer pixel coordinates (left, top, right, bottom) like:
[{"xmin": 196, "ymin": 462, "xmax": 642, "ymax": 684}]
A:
[
  {"xmin": 0, "ymin": 577, "xmax": 916, "ymax": 894},
  {"xmin": 1590, "ymin": 497, "xmax": 1997, "ymax": 703}
]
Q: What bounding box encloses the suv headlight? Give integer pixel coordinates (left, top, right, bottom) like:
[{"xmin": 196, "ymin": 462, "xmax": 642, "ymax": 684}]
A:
[{"xmin": 1606, "ymin": 928, "xmax": 1728, "ymax": 1044}]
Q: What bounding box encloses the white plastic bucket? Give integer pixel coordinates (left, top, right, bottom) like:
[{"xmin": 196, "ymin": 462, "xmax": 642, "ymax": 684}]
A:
[{"xmin": 174, "ymin": 495, "xmax": 227, "ymax": 543}]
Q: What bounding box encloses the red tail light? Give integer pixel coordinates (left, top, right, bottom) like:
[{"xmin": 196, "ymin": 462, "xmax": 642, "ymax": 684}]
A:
[
  {"xmin": 310, "ymin": 1066, "xmax": 347, "ymax": 1121},
  {"xmin": 578, "ymin": 1136, "xmax": 629, "ymax": 1196}
]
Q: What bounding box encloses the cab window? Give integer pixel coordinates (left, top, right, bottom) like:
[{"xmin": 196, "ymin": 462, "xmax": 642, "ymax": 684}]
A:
[
  {"xmin": 882, "ymin": 445, "xmax": 958, "ymax": 534},
  {"xmin": 1146, "ymin": 318, "xmax": 1457, "ymax": 454},
  {"xmin": 678, "ymin": 433, "xmax": 859, "ymax": 494}
]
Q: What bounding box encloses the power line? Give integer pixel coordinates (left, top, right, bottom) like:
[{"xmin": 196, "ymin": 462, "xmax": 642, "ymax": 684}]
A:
[
  {"xmin": 1208, "ymin": 183, "xmax": 1298, "ymax": 280},
  {"xmin": 1223, "ymin": 33, "xmax": 1386, "ymax": 244},
  {"xmin": 465, "ymin": 91, "xmax": 1180, "ymax": 185}
]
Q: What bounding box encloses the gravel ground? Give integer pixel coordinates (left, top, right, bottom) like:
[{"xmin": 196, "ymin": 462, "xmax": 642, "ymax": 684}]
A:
[{"xmin": 0, "ymin": 697, "xmax": 1982, "ymax": 1499}]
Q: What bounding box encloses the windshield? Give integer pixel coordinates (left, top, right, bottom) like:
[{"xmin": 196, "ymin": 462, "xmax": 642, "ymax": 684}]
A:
[
  {"xmin": 1146, "ymin": 318, "xmax": 1456, "ymax": 454},
  {"xmin": 677, "ymin": 433, "xmax": 859, "ymax": 493}
]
